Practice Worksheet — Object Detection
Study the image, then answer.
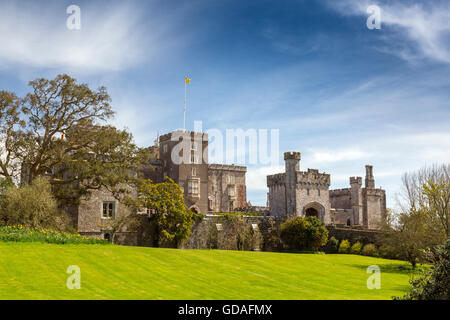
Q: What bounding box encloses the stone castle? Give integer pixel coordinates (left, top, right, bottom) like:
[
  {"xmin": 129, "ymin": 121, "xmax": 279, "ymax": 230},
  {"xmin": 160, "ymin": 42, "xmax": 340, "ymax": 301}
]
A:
[
  {"xmin": 267, "ymin": 152, "xmax": 386, "ymax": 229},
  {"xmin": 72, "ymin": 130, "xmax": 386, "ymax": 241}
]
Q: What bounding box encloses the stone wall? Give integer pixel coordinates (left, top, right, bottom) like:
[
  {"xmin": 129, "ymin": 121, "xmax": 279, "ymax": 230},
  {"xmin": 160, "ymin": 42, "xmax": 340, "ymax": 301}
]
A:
[{"xmin": 326, "ymin": 226, "xmax": 381, "ymax": 245}]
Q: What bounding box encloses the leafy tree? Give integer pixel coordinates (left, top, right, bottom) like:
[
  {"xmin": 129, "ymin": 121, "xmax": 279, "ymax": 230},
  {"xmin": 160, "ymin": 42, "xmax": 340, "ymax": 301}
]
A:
[
  {"xmin": 398, "ymin": 164, "xmax": 449, "ymax": 238},
  {"xmin": 137, "ymin": 178, "xmax": 194, "ymax": 248},
  {"xmin": 280, "ymin": 216, "xmax": 328, "ymax": 251},
  {"xmin": 398, "ymin": 239, "xmax": 449, "ymax": 300},
  {"xmin": 422, "ymin": 179, "xmax": 449, "ymax": 238},
  {"xmin": 380, "ymin": 210, "xmax": 444, "ymax": 268},
  {"xmin": 0, "ymin": 74, "xmax": 146, "ymax": 206},
  {"xmin": 0, "ymin": 177, "xmax": 67, "ymax": 229}
]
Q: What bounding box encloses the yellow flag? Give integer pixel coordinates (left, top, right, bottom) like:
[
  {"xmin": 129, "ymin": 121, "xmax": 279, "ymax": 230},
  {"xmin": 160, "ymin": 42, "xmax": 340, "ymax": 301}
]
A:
[{"xmin": 185, "ymin": 77, "xmax": 191, "ymax": 84}]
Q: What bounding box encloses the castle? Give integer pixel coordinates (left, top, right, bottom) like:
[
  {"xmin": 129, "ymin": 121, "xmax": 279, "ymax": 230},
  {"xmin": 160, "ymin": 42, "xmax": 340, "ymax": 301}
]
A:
[
  {"xmin": 267, "ymin": 152, "xmax": 386, "ymax": 229},
  {"xmin": 73, "ymin": 130, "xmax": 386, "ymax": 242}
]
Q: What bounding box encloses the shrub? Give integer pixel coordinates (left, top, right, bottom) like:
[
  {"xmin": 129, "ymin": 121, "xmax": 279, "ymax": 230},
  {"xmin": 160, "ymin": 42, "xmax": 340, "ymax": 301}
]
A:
[
  {"xmin": 350, "ymin": 241, "xmax": 363, "ymax": 254},
  {"xmin": 218, "ymin": 215, "xmax": 259, "ymax": 251},
  {"xmin": 0, "ymin": 177, "xmax": 67, "ymax": 229},
  {"xmin": 0, "ymin": 225, "xmax": 109, "ymax": 244},
  {"xmin": 398, "ymin": 239, "xmax": 449, "ymax": 300},
  {"xmin": 280, "ymin": 216, "xmax": 328, "ymax": 252},
  {"xmin": 338, "ymin": 239, "xmax": 351, "ymax": 253},
  {"xmin": 325, "ymin": 236, "xmax": 340, "ymax": 253},
  {"xmin": 379, "ymin": 244, "xmax": 399, "ymax": 259},
  {"xmin": 259, "ymin": 218, "xmax": 282, "ymax": 252},
  {"xmin": 362, "ymin": 244, "xmax": 378, "ymax": 257}
]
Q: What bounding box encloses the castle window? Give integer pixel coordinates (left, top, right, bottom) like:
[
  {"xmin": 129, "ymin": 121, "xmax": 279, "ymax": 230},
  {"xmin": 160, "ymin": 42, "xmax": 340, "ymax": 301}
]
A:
[
  {"xmin": 191, "ymin": 155, "xmax": 200, "ymax": 164},
  {"xmin": 307, "ymin": 188, "xmax": 310, "ymax": 196},
  {"xmin": 227, "ymin": 175, "xmax": 234, "ymax": 184},
  {"xmin": 192, "ymin": 167, "xmax": 196, "ymax": 176},
  {"xmin": 228, "ymin": 185, "xmax": 236, "ymax": 197},
  {"xmin": 208, "ymin": 199, "xmax": 213, "ymax": 210},
  {"xmin": 347, "ymin": 218, "xmax": 351, "ymax": 226},
  {"xmin": 188, "ymin": 180, "xmax": 199, "ymax": 195},
  {"xmin": 102, "ymin": 201, "xmax": 115, "ymax": 219},
  {"xmin": 318, "ymin": 189, "xmax": 321, "ymax": 196}
]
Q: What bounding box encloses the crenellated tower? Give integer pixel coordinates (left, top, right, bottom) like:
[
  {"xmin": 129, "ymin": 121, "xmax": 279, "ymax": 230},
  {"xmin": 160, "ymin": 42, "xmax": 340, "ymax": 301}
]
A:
[{"xmin": 284, "ymin": 151, "xmax": 300, "ymax": 215}]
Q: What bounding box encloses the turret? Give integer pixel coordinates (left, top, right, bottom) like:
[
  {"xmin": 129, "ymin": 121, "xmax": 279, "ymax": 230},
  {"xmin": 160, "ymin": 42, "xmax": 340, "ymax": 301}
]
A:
[
  {"xmin": 350, "ymin": 176, "xmax": 363, "ymax": 225},
  {"xmin": 365, "ymin": 165, "xmax": 375, "ymax": 189},
  {"xmin": 284, "ymin": 151, "xmax": 300, "ymax": 174},
  {"xmin": 284, "ymin": 152, "xmax": 300, "ymax": 216}
]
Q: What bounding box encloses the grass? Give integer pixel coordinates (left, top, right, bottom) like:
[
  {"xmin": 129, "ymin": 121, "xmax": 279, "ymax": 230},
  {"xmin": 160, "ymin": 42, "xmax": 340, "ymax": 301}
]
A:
[
  {"xmin": 0, "ymin": 225, "xmax": 109, "ymax": 245},
  {"xmin": 0, "ymin": 242, "xmax": 416, "ymax": 300}
]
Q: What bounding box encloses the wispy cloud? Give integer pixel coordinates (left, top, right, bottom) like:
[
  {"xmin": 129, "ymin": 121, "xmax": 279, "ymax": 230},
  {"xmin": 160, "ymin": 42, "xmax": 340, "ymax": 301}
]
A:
[
  {"xmin": 0, "ymin": 1, "xmax": 185, "ymax": 73},
  {"xmin": 328, "ymin": 0, "xmax": 450, "ymax": 64}
]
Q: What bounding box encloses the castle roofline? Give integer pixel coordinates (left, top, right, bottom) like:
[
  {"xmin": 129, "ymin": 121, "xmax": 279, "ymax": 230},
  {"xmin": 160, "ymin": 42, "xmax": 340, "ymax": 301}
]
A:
[
  {"xmin": 208, "ymin": 163, "xmax": 247, "ymax": 172},
  {"xmin": 159, "ymin": 130, "xmax": 208, "ymax": 142}
]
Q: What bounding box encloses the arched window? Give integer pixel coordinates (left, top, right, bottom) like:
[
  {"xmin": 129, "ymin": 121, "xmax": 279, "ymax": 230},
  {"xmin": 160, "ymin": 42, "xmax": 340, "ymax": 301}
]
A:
[{"xmin": 346, "ymin": 218, "xmax": 351, "ymax": 226}]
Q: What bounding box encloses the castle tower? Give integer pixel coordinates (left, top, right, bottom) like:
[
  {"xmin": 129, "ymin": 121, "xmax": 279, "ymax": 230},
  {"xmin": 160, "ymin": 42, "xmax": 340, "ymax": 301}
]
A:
[
  {"xmin": 284, "ymin": 152, "xmax": 300, "ymax": 215},
  {"xmin": 365, "ymin": 165, "xmax": 375, "ymax": 189},
  {"xmin": 350, "ymin": 176, "xmax": 363, "ymax": 226}
]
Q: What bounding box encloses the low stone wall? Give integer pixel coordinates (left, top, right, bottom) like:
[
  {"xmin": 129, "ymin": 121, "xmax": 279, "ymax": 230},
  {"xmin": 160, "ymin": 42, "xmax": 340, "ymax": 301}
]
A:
[{"xmin": 326, "ymin": 226, "xmax": 381, "ymax": 245}]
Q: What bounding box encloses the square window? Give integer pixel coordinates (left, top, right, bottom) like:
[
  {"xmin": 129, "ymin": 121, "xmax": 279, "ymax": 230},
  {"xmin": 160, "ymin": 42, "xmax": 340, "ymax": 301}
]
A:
[
  {"xmin": 188, "ymin": 180, "xmax": 199, "ymax": 195},
  {"xmin": 102, "ymin": 202, "xmax": 115, "ymax": 219}
]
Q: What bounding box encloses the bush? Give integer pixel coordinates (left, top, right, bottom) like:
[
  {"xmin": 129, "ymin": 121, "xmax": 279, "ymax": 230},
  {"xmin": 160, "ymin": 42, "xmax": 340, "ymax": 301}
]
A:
[
  {"xmin": 379, "ymin": 244, "xmax": 399, "ymax": 259},
  {"xmin": 398, "ymin": 239, "xmax": 449, "ymax": 300},
  {"xmin": 0, "ymin": 177, "xmax": 68, "ymax": 229},
  {"xmin": 259, "ymin": 218, "xmax": 282, "ymax": 252},
  {"xmin": 0, "ymin": 225, "xmax": 109, "ymax": 244},
  {"xmin": 280, "ymin": 216, "xmax": 328, "ymax": 252},
  {"xmin": 350, "ymin": 241, "xmax": 363, "ymax": 254},
  {"xmin": 325, "ymin": 236, "xmax": 340, "ymax": 253},
  {"xmin": 338, "ymin": 239, "xmax": 351, "ymax": 254},
  {"xmin": 362, "ymin": 244, "xmax": 378, "ymax": 257}
]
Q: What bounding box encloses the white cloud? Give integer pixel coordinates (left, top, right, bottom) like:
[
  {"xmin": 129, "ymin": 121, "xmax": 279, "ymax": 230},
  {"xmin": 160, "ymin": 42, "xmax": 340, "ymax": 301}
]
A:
[
  {"xmin": 0, "ymin": 1, "xmax": 180, "ymax": 73},
  {"xmin": 308, "ymin": 149, "xmax": 372, "ymax": 163},
  {"xmin": 246, "ymin": 165, "xmax": 284, "ymax": 191},
  {"xmin": 328, "ymin": 0, "xmax": 450, "ymax": 64}
]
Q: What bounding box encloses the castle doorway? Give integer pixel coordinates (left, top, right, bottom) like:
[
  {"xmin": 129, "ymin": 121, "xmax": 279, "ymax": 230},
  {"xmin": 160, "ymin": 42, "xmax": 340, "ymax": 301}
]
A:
[
  {"xmin": 305, "ymin": 207, "xmax": 319, "ymax": 218},
  {"xmin": 189, "ymin": 205, "xmax": 200, "ymax": 214},
  {"xmin": 303, "ymin": 202, "xmax": 326, "ymax": 222}
]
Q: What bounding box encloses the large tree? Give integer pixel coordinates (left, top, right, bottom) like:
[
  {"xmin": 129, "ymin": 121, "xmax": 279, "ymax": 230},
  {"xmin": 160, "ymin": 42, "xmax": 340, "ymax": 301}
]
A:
[
  {"xmin": 137, "ymin": 178, "xmax": 194, "ymax": 248},
  {"xmin": 398, "ymin": 164, "xmax": 449, "ymax": 237},
  {"xmin": 0, "ymin": 74, "xmax": 147, "ymax": 205}
]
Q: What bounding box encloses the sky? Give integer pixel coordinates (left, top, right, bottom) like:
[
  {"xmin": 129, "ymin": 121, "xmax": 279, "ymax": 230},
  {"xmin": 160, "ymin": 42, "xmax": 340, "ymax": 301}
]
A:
[{"xmin": 0, "ymin": 0, "xmax": 449, "ymax": 208}]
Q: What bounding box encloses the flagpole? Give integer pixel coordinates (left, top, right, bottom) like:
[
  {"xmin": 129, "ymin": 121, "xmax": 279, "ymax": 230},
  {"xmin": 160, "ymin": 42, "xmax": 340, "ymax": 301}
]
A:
[{"xmin": 183, "ymin": 77, "xmax": 187, "ymax": 131}]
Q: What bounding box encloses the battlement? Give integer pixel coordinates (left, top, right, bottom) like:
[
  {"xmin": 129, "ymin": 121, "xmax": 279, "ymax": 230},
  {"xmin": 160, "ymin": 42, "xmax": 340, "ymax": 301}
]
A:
[
  {"xmin": 297, "ymin": 169, "xmax": 330, "ymax": 186},
  {"xmin": 284, "ymin": 151, "xmax": 301, "ymax": 160},
  {"xmin": 329, "ymin": 188, "xmax": 351, "ymax": 196},
  {"xmin": 160, "ymin": 130, "xmax": 208, "ymax": 142},
  {"xmin": 350, "ymin": 176, "xmax": 362, "ymax": 186},
  {"xmin": 208, "ymin": 164, "xmax": 247, "ymax": 172},
  {"xmin": 267, "ymin": 173, "xmax": 286, "ymax": 186},
  {"xmin": 364, "ymin": 188, "xmax": 385, "ymax": 196}
]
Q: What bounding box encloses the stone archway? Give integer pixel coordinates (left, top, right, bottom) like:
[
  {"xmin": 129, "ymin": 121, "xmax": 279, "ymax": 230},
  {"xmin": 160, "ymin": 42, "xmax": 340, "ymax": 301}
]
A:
[
  {"xmin": 305, "ymin": 207, "xmax": 319, "ymax": 218},
  {"xmin": 303, "ymin": 202, "xmax": 326, "ymax": 222},
  {"xmin": 189, "ymin": 205, "xmax": 200, "ymax": 214}
]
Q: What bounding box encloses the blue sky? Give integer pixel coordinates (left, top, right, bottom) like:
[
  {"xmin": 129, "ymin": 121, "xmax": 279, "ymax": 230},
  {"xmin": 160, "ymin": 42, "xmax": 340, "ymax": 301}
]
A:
[{"xmin": 0, "ymin": 0, "xmax": 449, "ymax": 208}]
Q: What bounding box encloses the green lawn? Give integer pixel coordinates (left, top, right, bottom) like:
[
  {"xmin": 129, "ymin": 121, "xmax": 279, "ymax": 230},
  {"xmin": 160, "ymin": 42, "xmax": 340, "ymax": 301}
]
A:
[{"xmin": 0, "ymin": 242, "xmax": 414, "ymax": 300}]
